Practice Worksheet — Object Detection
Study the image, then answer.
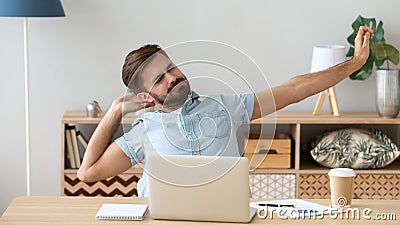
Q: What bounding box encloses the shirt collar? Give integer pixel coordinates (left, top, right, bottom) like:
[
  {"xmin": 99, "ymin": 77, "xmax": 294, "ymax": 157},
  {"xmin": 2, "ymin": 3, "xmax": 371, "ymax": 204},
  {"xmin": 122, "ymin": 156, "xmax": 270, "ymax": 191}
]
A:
[{"xmin": 154, "ymin": 91, "xmax": 200, "ymax": 114}]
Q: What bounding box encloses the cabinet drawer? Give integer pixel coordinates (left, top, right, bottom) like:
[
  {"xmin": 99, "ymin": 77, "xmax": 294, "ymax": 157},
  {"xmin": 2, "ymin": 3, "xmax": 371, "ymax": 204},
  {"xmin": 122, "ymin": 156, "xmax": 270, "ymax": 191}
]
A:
[
  {"xmin": 245, "ymin": 133, "xmax": 291, "ymax": 169},
  {"xmin": 245, "ymin": 139, "xmax": 291, "ymax": 154},
  {"xmin": 245, "ymin": 153, "xmax": 290, "ymax": 169}
]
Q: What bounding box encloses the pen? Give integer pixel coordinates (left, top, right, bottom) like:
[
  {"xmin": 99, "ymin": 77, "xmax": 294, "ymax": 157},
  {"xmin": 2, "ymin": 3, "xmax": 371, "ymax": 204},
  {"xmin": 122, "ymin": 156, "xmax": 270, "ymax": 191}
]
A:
[{"xmin": 258, "ymin": 203, "xmax": 295, "ymax": 208}]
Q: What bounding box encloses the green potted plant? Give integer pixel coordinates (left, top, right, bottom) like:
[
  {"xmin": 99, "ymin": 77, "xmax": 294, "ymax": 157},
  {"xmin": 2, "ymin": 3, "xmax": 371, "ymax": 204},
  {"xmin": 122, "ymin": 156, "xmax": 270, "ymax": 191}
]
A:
[{"xmin": 347, "ymin": 15, "xmax": 400, "ymax": 118}]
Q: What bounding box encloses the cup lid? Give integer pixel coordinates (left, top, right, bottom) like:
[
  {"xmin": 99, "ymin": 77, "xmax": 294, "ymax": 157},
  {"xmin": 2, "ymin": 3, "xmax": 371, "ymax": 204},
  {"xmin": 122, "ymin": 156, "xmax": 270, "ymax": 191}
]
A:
[{"xmin": 328, "ymin": 168, "xmax": 356, "ymax": 177}]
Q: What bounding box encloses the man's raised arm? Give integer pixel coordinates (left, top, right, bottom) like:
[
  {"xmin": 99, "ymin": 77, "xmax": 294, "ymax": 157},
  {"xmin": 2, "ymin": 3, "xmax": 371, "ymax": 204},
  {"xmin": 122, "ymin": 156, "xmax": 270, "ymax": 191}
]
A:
[{"xmin": 251, "ymin": 26, "xmax": 374, "ymax": 120}]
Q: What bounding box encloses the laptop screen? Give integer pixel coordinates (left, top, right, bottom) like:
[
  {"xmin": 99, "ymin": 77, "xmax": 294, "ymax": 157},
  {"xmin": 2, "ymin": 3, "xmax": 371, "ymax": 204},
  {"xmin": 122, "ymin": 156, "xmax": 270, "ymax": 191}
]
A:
[{"xmin": 147, "ymin": 154, "xmax": 253, "ymax": 223}]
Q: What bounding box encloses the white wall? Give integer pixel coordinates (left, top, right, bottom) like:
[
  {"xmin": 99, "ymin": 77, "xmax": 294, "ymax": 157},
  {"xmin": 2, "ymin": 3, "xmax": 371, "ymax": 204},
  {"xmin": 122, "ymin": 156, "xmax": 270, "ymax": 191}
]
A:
[{"xmin": 1, "ymin": 0, "xmax": 399, "ymax": 213}]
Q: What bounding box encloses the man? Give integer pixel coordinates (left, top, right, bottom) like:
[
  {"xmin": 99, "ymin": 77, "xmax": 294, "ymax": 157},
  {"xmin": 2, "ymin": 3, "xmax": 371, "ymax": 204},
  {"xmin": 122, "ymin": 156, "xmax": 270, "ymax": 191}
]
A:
[{"xmin": 77, "ymin": 26, "xmax": 373, "ymax": 197}]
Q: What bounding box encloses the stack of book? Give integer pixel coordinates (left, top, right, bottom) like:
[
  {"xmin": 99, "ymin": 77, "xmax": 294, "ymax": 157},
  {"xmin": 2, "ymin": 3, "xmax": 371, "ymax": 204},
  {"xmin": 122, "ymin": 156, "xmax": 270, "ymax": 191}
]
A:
[{"xmin": 65, "ymin": 125, "xmax": 88, "ymax": 169}]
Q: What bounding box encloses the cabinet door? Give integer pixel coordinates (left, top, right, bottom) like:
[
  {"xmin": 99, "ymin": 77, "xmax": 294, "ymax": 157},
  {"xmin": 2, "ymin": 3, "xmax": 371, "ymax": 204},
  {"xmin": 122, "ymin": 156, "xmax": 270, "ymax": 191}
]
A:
[
  {"xmin": 250, "ymin": 174, "xmax": 296, "ymax": 199},
  {"xmin": 64, "ymin": 173, "xmax": 142, "ymax": 197},
  {"xmin": 298, "ymin": 174, "xmax": 400, "ymax": 200}
]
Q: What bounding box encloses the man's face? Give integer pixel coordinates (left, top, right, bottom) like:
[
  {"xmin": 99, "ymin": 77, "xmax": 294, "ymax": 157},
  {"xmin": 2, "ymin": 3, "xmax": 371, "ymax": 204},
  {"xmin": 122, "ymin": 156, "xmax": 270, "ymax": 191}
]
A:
[{"xmin": 141, "ymin": 53, "xmax": 191, "ymax": 110}]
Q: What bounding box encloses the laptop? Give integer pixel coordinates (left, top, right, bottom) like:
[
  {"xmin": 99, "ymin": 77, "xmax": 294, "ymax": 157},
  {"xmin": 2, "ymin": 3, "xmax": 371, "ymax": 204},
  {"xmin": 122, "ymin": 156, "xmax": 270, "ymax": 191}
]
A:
[{"xmin": 147, "ymin": 154, "xmax": 257, "ymax": 223}]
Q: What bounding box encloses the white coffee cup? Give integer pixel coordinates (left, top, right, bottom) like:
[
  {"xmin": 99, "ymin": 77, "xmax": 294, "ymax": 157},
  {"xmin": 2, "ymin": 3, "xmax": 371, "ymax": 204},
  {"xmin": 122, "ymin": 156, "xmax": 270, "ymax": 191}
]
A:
[{"xmin": 328, "ymin": 168, "xmax": 356, "ymax": 208}]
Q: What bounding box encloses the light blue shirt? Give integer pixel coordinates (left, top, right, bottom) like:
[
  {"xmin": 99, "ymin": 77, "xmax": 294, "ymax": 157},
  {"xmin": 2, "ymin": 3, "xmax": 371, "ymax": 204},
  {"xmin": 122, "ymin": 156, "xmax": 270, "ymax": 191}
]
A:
[{"xmin": 115, "ymin": 91, "xmax": 254, "ymax": 197}]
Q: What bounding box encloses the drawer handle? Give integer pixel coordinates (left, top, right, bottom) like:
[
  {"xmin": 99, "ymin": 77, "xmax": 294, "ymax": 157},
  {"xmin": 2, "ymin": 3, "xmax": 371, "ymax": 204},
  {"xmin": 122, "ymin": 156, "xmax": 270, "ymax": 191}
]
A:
[{"xmin": 257, "ymin": 149, "xmax": 278, "ymax": 154}]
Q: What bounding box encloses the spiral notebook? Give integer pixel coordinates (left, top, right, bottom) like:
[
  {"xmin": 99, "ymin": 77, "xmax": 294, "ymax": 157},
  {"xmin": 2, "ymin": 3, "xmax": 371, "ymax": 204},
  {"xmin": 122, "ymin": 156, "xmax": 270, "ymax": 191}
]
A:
[{"xmin": 96, "ymin": 203, "xmax": 148, "ymax": 221}]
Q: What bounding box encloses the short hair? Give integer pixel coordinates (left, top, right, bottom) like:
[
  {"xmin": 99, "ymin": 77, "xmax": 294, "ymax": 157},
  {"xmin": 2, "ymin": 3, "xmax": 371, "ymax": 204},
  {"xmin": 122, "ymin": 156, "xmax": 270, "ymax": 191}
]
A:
[{"xmin": 122, "ymin": 44, "xmax": 168, "ymax": 93}]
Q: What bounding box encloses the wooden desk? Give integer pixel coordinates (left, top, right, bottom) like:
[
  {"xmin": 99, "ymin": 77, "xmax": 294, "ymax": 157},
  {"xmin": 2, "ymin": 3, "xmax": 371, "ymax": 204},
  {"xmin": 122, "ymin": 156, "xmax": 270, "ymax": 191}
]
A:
[{"xmin": 0, "ymin": 197, "xmax": 399, "ymax": 224}]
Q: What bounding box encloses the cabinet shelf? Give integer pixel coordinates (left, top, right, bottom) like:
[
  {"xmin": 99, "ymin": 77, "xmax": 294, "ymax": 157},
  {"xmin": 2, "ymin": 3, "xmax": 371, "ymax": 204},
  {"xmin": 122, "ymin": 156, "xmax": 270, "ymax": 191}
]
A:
[
  {"xmin": 299, "ymin": 159, "xmax": 400, "ymax": 174},
  {"xmin": 251, "ymin": 168, "xmax": 296, "ymax": 174},
  {"xmin": 64, "ymin": 163, "xmax": 145, "ymax": 175},
  {"xmin": 62, "ymin": 110, "xmax": 138, "ymax": 124},
  {"xmin": 252, "ymin": 112, "xmax": 400, "ymax": 124}
]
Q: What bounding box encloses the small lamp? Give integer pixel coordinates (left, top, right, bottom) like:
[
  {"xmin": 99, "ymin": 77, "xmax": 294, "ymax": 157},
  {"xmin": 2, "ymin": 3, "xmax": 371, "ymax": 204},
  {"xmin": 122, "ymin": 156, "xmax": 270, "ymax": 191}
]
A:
[
  {"xmin": 0, "ymin": 0, "xmax": 65, "ymax": 196},
  {"xmin": 310, "ymin": 45, "xmax": 346, "ymax": 116}
]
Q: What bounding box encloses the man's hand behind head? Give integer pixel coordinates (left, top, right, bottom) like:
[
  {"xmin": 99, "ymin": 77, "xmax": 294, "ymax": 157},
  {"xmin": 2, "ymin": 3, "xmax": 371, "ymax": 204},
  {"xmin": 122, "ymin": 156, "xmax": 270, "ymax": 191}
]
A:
[{"xmin": 114, "ymin": 92, "xmax": 155, "ymax": 116}]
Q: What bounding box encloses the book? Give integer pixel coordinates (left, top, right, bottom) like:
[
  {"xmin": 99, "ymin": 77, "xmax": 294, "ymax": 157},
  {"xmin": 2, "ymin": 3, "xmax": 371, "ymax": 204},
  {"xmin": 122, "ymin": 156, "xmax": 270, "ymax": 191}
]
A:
[
  {"xmin": 76, "ymin": 130, "xmax": 88, "ymax": 160},
  {"xmin": 65, "ymin": 128, "xmax": 77, "ymax": 169},
  {"xmin": 68, "ymin": 126, "xmax": 81, "ymax": 168},
  {"xmin": 95, "ymin": 203, "xmax": 148, "ymax": 221}
]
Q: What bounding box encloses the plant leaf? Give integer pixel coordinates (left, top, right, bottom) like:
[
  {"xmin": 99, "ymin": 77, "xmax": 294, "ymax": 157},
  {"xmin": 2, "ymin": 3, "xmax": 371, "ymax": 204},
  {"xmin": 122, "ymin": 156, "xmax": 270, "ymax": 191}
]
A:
[
  {"xmin": 367, "ymin": 17, "xmax": 377, "ymax": 31},
  {"xmin": 354, "ymin": 15, "xmax": 376, "ymax": 31},
  {"xmin": 346, "ymin": 47, "xmax": 354, "ymax": 57},
  {"xmin": 375, "ymin": 58, "xmax": 385, "ymax": 68},
  {"xmin": 351, "ymin": 15, "xmax": 363, "ymax": 31},
  {"xmin": 386, "ymin": 44, "xmax": 400, "ymax": 65},
  {"xmin": 374, "ymin": 21, "xmax": 385, "ymax": 42},
  {"xmin": 372, "ymin": 43, "xmax": 400, "ymax": 65},
  {"xmin": 372, "ymin": 42, "xmax": 386, "ymax": 60},
  {"xmin": 347, "ymin": 33, "xmax": 357, "ymax": 46},
  {"xmin": 372, "ymin": 42, "xmax": 391, "ymax": 68}
]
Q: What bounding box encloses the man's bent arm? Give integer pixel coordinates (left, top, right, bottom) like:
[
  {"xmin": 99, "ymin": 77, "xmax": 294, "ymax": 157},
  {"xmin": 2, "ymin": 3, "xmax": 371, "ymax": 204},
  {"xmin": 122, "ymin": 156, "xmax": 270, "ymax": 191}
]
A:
[
  {"xmin": 251, "ymin": 26, "xmax": 373, "ymax": 120},
  {"xmin": 77, "ymin": 99, "xmax": 132, "ymax": 182}
]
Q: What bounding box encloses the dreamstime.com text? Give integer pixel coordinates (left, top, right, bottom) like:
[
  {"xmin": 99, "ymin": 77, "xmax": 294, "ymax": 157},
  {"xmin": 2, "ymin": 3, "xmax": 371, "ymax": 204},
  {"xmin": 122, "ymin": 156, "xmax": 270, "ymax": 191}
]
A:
[{"xmin": 257, "ymin": 207, "xmax": 397, "ymax": 220}]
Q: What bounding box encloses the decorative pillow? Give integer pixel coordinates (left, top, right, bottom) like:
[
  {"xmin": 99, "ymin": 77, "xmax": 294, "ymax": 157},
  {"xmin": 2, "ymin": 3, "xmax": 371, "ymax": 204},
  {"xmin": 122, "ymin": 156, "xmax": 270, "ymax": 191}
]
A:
[{"xmin": 310, "ymin": 128, "xmax": 399, "ymax": 169}]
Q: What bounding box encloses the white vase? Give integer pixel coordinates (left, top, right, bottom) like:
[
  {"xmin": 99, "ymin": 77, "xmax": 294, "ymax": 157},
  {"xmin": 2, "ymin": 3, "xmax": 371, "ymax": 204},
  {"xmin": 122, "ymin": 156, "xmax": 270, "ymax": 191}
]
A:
[{"xmin": 376, "ymin": 69, "xmax": 400, "ymax": 118}]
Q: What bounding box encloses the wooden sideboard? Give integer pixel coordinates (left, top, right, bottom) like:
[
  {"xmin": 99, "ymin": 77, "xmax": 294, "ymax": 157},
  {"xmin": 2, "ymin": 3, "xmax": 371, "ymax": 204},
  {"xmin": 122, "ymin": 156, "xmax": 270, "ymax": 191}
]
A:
[{"xmin": 61, "ymin": 111, "xmax": 400, "ymax": 199}]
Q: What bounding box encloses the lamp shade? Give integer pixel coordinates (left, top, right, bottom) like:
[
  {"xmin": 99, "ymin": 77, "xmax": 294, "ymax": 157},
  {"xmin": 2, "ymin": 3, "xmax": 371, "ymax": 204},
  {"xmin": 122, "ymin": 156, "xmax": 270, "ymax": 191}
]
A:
[
  {"xmin": 310, "ymin": 45, "xmax": 346, "ymax": 72},
  {"xmin": 0, "ymin": 0, "xmax": 65, "ymax": 17}
]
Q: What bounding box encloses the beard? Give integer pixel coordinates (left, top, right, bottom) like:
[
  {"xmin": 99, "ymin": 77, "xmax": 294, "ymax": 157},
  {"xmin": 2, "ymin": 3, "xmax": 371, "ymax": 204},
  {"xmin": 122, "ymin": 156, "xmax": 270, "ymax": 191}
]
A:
[{"xmin": 149, "ymin": 78, "xmax": 191, "ymax": 109}]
